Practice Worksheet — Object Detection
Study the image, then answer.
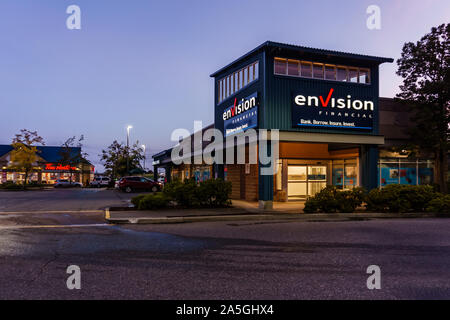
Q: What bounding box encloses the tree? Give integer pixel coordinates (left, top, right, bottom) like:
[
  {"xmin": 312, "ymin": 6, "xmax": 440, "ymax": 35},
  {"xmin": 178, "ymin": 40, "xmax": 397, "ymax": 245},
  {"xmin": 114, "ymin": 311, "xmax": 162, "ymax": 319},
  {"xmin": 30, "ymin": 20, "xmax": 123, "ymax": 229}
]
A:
[
  {"xmin": 396, "ymin": 23, "xmax": 450, "ymax": 193},
  {"xmin": 100, "ymin": 140, "xmax": 144, "ymax": 179},
  {"xmin": 59, "ymin": 135, "xmax": 88, "ymax": 183},
  {"xmin": 9, "ymin": 129, "xmax": 45, "ymax": 187}
]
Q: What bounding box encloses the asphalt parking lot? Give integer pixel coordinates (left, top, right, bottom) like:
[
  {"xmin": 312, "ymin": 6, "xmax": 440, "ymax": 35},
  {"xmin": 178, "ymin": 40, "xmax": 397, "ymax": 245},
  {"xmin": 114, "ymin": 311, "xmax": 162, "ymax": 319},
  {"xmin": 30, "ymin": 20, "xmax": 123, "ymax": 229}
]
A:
[
  {"xmin": 0, "ymin": 189, "xmax": 449, "ymax": 300},
  {"xmin": 0, "ymin": 188, "xmax": 133, "ymax": 213}
]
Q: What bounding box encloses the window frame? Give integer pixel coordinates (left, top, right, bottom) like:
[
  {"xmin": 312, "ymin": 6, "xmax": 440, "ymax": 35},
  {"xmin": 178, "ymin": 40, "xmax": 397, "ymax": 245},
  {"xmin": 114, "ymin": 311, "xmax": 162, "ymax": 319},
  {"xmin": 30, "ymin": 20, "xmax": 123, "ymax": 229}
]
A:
[
  {"xmin": 273, "ymin": 57, "xmax": 371, "ymax": 86},
  {"xmin": 324, "ymin": 64, "xmax": 336, "ymax": 81},
  {"xmin": 274, "ymin": 58, "xmax": 287, "ymax": 75},
  {"xmin": 217, "ymin": 60, "xmax": 260, "ymax": 104},
  {"xmin": 313, "ymin": 63, "xmax": 324, "ymax": 79}
]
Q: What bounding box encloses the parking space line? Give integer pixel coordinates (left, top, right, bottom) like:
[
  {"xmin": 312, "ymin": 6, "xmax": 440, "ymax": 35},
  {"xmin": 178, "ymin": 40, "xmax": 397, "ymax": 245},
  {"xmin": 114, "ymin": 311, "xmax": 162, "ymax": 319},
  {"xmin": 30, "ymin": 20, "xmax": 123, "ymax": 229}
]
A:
[
  {"xmin": 0, "ymin": 210, "xmax": 104, "ymax": 214},
  {"xmin": 0, "ymin": 223, "xmax": 112, "ymax": 230}
]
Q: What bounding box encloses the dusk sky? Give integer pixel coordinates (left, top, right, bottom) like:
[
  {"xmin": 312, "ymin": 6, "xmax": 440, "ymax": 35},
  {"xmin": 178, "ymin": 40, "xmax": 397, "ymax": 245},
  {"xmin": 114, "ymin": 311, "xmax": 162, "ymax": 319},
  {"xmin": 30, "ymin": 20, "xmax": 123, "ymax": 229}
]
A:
[{"xmin": 0, "ymin": 0, "xmax": 448, "ymax": 172}]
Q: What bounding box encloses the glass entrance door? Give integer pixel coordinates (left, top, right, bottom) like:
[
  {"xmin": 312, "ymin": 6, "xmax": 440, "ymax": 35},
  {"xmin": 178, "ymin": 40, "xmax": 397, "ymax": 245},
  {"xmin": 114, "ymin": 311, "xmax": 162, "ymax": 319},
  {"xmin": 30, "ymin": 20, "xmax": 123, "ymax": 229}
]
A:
[
  {"xmin": 288, "ymin": 165, "xmax": 327, "ymax": 200},
  {"xmin": 307, "ymin": 166, "xmax": 327, "ymax": 197},
  {"xmin": 287, "ymin": 166, "xmax": 307, "ymax": 200}
]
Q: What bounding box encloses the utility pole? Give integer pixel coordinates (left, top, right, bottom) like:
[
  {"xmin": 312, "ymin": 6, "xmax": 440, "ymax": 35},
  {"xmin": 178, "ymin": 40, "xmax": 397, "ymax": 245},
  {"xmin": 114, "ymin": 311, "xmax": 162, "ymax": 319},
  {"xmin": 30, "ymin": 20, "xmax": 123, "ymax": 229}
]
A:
[{"xmin": 126, "ymin": 125, "xmax": 132, "ymax": 175}]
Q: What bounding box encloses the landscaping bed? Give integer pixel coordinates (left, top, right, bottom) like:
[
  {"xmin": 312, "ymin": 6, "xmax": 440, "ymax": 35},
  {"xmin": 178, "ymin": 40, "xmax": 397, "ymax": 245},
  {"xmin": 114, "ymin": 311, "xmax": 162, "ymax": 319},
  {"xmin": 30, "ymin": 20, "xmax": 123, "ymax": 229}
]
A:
[
  {"xmin": 131, "ymin": 179, "xmax": 232, "ymax": 210},
  {"xmin": 304, "ymin": 184, "xmax": 450, "ymax": 215}
]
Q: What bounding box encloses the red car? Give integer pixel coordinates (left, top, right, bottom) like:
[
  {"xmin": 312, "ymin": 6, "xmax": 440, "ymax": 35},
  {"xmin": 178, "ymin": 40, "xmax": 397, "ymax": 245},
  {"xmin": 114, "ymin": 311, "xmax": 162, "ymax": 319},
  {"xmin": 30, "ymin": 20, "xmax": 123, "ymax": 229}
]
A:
[{"xmin": 118, "ymin": 176, "xmax": 162, "ymax": 193}]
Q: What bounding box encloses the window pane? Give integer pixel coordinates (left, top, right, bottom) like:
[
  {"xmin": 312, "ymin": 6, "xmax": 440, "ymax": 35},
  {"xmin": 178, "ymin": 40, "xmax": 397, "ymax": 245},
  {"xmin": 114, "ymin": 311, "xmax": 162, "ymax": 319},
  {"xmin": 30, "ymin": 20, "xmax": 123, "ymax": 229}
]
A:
[
  {"xmin": 228, "ymin": 76, "xmax": 231, "ymax": 96},
  {"xmin": 223, "ymin": 78, "xmax": 226, "ymax": 99},
  {"xmin": 254, "ymin": 62, "xmax": 259, "ymax": 80},
  {"xmin": 221, "ymin": 80, "xmax": 225, "ymax": 101},
  {"xmin": 337, "ymin": 67, "xmax": 348, "ymax": 81},
  {"xmin": 233, "ymin": 73, "xmax": 236, "ymax": 93},
  {"xmin": 235, "ymin": 73, "xmax": 239, "ymax": 91},
  {"xmin": 313, "ymin": 63, "xmax": 324, "ymax": 79},
  {"xmin": 349, "ymin": 68, "xmax": 358, "ymax": 83},
  {"xmin": 239, "ymin": 70, "xmax": 244, "ymax": 88},
  {"xmin": 244, "ymin": 68, "xmax": 248, "ymax": 84},
  {"xmin": 325, "ymin": 65, "xmax": 336, "ymax": 80},
  {"xmin": 288, "ymin": 60, "xmax": 300, "ymax": 76},
  {"xmin": 226, "ymin": 77, "xmax": 229, "ymax": 98},
  {"xmin": 300, "ymin": 62, "xmax": 312, "ymax": 77},
  {"xmin": 249, "ymin": 65, "xmax": 254, "ymax": 82},
  {"xmin": 274, "ymin": 58, "xmax": 287, "ymax": 75},
  {"xmin": 219, "ymin": 80, "xmax": 222, "ymax": 102},
  {"xmin": 223, "ymin": 79, "xmax": 227, "ymax": 99},
  {"xmin": 359, "ymin": 68, "xmax": 370, "ymax": 84},
  {"xmin": 344, "ymin": 165, "xmax": 357, "ymax": 189}
]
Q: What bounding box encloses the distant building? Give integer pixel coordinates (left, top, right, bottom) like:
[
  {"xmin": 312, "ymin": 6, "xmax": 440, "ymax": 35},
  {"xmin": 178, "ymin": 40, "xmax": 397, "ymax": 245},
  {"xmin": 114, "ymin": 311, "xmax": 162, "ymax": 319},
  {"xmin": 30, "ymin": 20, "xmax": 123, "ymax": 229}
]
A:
[{"xmin": 0, "ymin": 145, "xmax": 94, "ymax": 185}]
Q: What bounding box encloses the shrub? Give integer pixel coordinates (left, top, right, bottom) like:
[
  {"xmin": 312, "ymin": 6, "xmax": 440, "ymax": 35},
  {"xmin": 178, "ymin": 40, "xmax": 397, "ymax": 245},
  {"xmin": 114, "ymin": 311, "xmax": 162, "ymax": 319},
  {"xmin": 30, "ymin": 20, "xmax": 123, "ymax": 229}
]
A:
[
  {"xmin": 365, "ymin": 184, "xmax": 437, "ymax": 213},
  {"xmin": 137, "ymin": 193, "xmax": 170, "ymax": 210},
  {"xmin": 303, "ymin": 186, "xmax": 365, "ymax": 213},
  {"xmin": 426, "ymin": 194, "xmax": 450, "ymax": 213},
  {"xmin": 131, "ymin": 194, "xmax": 147, "ymax": 207},
  {"xmin": 162, "ymin": 178, "xmax": 232, "ymax": 208},
  {"xmin": 197, "ymin": 179, "xmax": 232, "ymax": 207},
  {"xmin": 163, "ymin": 179, "xmax": 199, "ymax": 207}
]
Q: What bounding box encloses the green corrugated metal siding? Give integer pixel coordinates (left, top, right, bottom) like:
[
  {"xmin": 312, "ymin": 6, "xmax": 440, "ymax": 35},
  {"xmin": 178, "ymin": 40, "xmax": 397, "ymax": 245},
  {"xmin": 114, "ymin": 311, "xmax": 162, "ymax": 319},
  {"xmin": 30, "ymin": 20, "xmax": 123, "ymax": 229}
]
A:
[
  {"xmin": 263, "ymin": 52, "xmax": 380, "ymax": 135},
  {"xmin": 214, "ymin": 52, "xmax": 265, "ymax": 134}
]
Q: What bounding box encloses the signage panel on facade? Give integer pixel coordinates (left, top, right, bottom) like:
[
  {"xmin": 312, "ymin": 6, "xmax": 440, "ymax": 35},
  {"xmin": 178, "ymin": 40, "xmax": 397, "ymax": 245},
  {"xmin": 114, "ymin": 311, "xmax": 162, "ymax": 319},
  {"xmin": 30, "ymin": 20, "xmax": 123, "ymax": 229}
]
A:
[
  {"xmin": 223, "ymin": 92, "xmax": 258, "ymax": 137},
  {"xmin": 45, "ymin": 163, "xmax": 78, "ymax": 171},
  {"xmin": 292, "ymin": 88, "xmax": 374, "ymax": 130}
]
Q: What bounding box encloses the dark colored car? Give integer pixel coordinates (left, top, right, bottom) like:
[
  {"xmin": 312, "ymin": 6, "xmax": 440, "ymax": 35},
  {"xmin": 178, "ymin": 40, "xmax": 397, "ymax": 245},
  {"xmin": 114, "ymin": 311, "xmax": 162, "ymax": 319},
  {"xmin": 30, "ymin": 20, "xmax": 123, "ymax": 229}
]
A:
[{"xmin": 118, "ymin": 176, "xmax": 162, "ymax": 193}]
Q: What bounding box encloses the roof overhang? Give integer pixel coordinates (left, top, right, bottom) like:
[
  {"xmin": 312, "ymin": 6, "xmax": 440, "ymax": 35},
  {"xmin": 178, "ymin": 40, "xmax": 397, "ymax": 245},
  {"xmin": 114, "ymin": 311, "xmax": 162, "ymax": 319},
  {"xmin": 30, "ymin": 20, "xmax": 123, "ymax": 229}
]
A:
[
  {"xmin": 210, "ymin": 41, "xmax": 393, "ymax": 78},
  {"xmin": 277, "ymin": 131, "xmax": 385, "ymax": 145}
]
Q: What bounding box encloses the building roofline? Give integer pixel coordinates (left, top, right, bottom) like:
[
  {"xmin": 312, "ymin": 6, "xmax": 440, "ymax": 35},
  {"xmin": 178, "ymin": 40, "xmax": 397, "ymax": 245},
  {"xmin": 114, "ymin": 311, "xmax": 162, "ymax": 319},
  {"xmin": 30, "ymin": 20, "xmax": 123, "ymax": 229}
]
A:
[{"xmin": 210, "ymin": 41, "xmax": 394, "ymax": 78}]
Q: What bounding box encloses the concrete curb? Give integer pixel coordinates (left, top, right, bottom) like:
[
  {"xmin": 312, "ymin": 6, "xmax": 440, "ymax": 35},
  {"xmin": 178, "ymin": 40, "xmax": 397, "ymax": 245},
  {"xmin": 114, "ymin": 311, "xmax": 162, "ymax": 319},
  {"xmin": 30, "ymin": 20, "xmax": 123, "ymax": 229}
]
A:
[{"xmin": 104, "ymin": 208, "xmax": 448, "ymax": 225}]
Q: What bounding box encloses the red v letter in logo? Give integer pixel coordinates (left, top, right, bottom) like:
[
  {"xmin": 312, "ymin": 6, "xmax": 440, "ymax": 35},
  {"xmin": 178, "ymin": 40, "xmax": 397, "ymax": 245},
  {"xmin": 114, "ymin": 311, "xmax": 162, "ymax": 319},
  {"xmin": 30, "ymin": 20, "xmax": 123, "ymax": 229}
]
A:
[
  {"xmin": 320, "ymin": 88, "xmax": 334, "ymax": 107},
  {"xmin": 231, "ymin": 98, "xmax": 237, "ymax": 116}
]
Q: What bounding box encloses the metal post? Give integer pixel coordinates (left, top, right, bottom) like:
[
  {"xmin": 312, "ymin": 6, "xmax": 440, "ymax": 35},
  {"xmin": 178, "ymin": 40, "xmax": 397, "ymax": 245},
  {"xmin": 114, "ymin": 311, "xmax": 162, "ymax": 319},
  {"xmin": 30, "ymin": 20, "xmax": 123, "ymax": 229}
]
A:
[{"xmin": 126, "ymin": 126, "xmax": 132, "ymax": 175}]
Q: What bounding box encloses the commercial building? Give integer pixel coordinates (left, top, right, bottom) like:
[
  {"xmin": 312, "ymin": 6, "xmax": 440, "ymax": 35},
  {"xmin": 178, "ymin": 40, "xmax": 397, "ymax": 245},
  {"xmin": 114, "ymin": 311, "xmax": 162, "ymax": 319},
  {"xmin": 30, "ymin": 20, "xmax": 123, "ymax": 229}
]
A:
[
  {"xmin": 0, "ymin": 145, "xmax": 94, "ymax": 185},
  {"xmin": 153, "ymin": 41, "xmax": 435, "ymax": 208}
]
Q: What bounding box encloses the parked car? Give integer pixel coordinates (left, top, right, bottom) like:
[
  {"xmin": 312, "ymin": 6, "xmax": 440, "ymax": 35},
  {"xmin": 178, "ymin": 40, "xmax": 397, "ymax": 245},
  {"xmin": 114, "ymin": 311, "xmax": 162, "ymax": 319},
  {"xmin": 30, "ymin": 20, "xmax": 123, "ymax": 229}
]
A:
[
  {"xmin": 118, "ymin": 176, "xmax": 162, "ymax": 193},
  {"xmin": 90, "ymin": 177, "xmax": 111, "ymax": 188},
  {"xmin": 54, "ymin": 179, "xmax": 82, "ymax": 188}
]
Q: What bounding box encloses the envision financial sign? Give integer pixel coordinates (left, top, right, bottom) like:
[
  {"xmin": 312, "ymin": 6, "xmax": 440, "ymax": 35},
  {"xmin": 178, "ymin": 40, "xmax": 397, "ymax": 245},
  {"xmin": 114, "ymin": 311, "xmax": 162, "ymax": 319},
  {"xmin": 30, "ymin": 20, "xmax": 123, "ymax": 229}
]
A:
[
  {"xmin": 292, "ymin": 88, "xmax": 374, "ymax": 130},
  {"xmin": 223, "ymin": 92, "xmax": 258, "ymax": 137}
]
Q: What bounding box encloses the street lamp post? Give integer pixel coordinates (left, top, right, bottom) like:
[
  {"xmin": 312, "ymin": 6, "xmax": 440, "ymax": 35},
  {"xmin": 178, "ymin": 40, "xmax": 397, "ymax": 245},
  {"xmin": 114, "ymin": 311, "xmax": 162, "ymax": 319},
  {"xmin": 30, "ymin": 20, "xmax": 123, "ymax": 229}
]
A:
[
  {"xmin": 126, "ymin": 125, "xmax": 133, "ymax": 175},
  {"xmin": 141, "ymin": 144, "xmax": 146, "ymax": 172}
]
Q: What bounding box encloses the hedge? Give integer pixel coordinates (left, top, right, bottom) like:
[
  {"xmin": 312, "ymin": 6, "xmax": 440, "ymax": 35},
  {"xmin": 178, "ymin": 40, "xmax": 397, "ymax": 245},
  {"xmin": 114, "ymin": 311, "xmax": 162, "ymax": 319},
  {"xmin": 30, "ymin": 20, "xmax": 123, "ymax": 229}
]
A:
[
  {"xmin": 303, "ymin": 186, "xmax": 365, "ymax": 213},
  {"xmin": 137, "ymin": 193, "xmax": 171, "ymax": 210},
  {"xmin": 365, "ymin": 184, "xmax": 436, "ymax": 213},
  {"xmin": 131, "ymin": 178, "xmax": 232, "ymax": 210},
  {"xmin": 426, "ymin": 194, "xmax": 450, "ymax": 213}
]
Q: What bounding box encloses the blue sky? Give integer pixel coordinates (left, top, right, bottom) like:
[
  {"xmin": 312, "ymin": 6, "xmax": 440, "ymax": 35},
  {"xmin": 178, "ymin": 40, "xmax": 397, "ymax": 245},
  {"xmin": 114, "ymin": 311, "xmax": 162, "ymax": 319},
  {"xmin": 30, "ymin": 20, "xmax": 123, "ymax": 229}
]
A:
[{"xmin": 0, "ymin": 0, "xmax": 448, "ymax": 171}]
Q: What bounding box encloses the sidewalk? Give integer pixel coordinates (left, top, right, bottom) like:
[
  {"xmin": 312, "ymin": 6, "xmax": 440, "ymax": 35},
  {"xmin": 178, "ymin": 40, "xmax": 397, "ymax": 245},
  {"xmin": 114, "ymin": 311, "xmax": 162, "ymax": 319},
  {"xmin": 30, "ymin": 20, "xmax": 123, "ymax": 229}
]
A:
[{"xmin": 231, "ymin": 199, "xmax": 305, "ymax": 213}]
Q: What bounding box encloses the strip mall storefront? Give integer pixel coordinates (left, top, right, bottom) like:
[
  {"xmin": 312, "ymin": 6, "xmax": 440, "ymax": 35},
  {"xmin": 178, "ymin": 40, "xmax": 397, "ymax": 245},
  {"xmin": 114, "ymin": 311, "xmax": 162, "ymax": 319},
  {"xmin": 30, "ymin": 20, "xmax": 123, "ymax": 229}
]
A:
[
  {"xmin": 0, "ymin": 145, "xmax": 94, "ymax": 185},
  {"xmin": 153, "ymin": 41, "xmax": 436, "ymax": 207}
]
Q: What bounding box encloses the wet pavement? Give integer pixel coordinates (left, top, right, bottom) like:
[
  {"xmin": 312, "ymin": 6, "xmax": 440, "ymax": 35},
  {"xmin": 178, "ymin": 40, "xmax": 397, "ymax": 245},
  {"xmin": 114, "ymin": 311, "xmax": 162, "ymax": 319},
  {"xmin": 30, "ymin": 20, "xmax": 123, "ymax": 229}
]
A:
[{"xmin": 0, "ymin": 189, "xmax": 449, "ymax": 299}]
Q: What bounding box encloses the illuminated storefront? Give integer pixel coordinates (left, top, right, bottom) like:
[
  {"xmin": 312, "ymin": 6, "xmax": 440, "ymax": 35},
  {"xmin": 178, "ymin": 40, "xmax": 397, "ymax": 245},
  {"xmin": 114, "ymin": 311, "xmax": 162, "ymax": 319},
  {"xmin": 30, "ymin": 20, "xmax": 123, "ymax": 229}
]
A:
[
  {"xmin": 153, "ymin": 41, "xmax": 437, "ymax": 207},
  {"xmin": 0, "ymin": 145, "xmax": 94, "ymax": 185}
]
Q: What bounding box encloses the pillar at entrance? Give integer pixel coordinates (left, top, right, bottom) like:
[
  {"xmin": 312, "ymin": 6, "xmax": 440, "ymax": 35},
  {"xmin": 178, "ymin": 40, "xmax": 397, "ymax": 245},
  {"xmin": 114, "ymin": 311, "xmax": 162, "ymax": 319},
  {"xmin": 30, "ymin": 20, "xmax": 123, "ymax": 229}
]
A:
[
  {"xmin": 258, "ymin": 141, "xmax": 274, "ymax": 210},
  {"xmin": 360, "ymin": 145, "xmax": 379, "ymax": 190}
]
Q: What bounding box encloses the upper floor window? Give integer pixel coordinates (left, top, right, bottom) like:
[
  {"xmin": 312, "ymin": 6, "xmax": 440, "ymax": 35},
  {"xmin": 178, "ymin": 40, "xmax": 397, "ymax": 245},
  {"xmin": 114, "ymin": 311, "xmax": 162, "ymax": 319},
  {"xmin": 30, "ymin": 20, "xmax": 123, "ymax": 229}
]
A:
[
  {"xmin": 274, "ymin": 57, "xmax": 371, "ymax": 85},
  {"xmin": 218, "ymin": 61, "xmax": 259, "ymax": 104},
  {"xmin": 313, "ymin": 63, "xmax": 324, "ymax": 79}
]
